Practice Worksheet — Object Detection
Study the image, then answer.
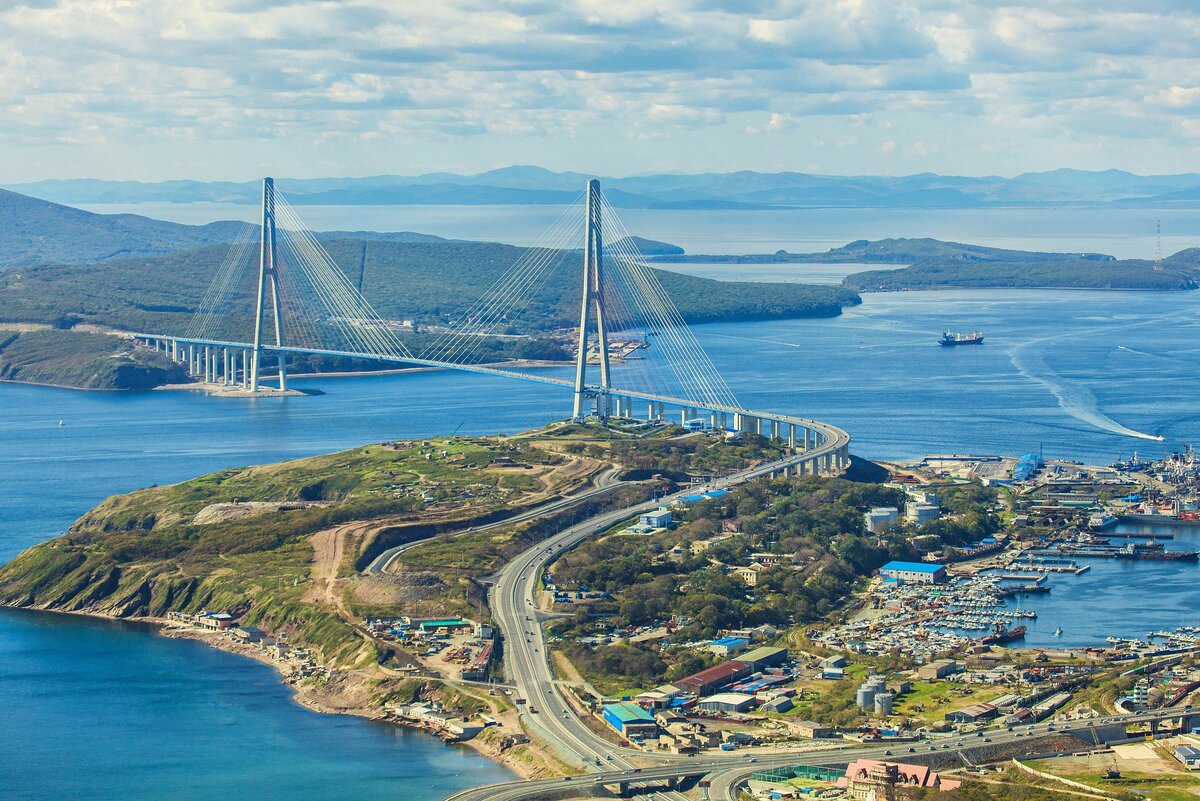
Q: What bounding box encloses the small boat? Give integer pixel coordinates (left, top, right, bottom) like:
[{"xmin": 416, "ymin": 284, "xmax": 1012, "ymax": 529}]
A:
[
  {"xmin": 1054, "ymin": 627, "xmax": 1063, "ymax": 637},
  {"xmin": 57, "ymin": 420, "xmax": 65, "ymax": 427}
]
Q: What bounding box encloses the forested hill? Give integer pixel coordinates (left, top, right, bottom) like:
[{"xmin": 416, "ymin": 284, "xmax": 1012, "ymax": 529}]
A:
[
  {"xmin": 0, "ymin": 188, "xmax": 450, "ymax": 268},
  {"xmin": 843, "ymin": 248, "xmax": 1200, "ymax": 291},
  {"xmin": 0, "ymin": 238, "xmax": 859, "ymax": 336},
  {"xmin": 0, "ymin": 188, "xmax": 248, "ymax": 267}
]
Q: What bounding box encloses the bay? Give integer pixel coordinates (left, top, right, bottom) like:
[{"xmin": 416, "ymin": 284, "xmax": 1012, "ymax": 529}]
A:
[
  {"xmin": 80, "ymin": 202, "xmax": 1198, "ymax": 260},
  {"xmin": 4, "ymin": 204, "xmax": 1200, "ymax": 799}
]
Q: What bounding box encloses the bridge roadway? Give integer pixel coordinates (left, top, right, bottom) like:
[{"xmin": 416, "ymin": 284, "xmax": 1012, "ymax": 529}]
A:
[
  {"xmin": 447, "ymin": 706, "xmax": 1199, "ymax": 801},
  {"xmin": 133, "ymin": 334, "xmax": 851, "ymax": 468}
]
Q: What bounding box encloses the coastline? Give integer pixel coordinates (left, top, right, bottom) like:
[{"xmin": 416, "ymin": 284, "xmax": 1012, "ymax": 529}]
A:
[{"xmin": 1, "ymin": 603, "xmax": 546, "ymax": 782}]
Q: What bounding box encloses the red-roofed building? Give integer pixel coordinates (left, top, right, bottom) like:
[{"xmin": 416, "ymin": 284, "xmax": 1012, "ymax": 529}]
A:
[
  {"xmin": 674, "ymin": 661, "xmax": 751, "ymax": 697},
  {"xmin": 838, "ymin": 759, "xmax": 961, "ymax": 798}
]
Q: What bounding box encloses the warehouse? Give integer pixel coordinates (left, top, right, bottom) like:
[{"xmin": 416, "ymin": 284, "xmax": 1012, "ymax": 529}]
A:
[
  {"xmin": 697, "ymin": 693, "xmax": 757, "ymax": 713},
  {"xmin": 601, "ymin": 702, "xmax": 658, "ymax": 738},
  {"xmin": 675, "ymin": 661, "xmax": 752, "ymax": 697},
  {"xmin": 736, "ymin": 646, "xmax": 788, "ymax": 671},
  {"xmin": 879, "ymin": 561, "xmax": 947, "ymax": 584}
]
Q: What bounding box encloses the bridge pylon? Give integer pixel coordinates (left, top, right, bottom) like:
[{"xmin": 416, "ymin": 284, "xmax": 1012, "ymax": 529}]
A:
[
  {"xmin": 572, "ymin": 179, "xmax": 611, "ymax": 419},
  {"xmin": 250, "ymin": 177, "xmax": 287, "ymax": 392}
]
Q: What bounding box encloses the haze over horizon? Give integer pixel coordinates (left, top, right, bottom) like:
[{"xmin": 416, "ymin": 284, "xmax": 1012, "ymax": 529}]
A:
[{"xmin": 3, "ymin": 1, "xmax": 1199, "ymax": 182}]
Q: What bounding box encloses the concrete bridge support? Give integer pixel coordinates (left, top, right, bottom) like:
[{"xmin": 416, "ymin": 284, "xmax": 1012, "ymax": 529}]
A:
[{"xmin": 770, "ymin": 419, "xmax": 781, "ymax": 440}]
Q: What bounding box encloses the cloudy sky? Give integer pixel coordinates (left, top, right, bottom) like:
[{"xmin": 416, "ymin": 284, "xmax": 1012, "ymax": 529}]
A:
[{"xmin": 1, "ymin": 0, "xmax": 1198, "ymax": 181}]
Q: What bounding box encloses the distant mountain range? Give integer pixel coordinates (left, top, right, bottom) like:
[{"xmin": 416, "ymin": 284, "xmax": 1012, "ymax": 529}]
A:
[
  {"xmin": 9, "ymin": 166, "xmax": 1200, "ymax": 209},
  {"xmin": 0, "ymin": 189, "xmax": 448, "ymax": 267}
]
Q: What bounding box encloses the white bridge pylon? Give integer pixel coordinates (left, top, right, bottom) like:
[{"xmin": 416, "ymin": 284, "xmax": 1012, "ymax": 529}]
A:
[{"xmin": 133, "ymin": 177, "xmax": 851, "ymax": 474}]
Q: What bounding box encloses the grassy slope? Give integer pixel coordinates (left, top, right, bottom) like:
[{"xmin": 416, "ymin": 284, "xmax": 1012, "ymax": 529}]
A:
[
  {"xmin": 0, "ymin": 437, "xmax": 563, "ymax": 666},
  {"xmin": 0, "ymin": 328, "xmax": 189, "ymax": 389}
]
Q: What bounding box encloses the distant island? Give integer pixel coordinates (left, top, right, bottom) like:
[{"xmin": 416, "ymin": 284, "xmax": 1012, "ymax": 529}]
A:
[{"xmin": 653, "ymin": 237, "xmax": 1200, "ymax": 292}]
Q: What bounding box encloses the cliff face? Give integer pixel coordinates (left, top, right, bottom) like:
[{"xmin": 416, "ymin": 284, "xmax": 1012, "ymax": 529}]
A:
[{"xmin": 0, "ymin": 329, "xmax": 189, "ymax": 389}]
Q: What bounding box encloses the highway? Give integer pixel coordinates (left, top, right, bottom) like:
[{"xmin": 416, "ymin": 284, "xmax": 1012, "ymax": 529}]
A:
[
  {"xmin": 446, "ymin": 706, "xmax": 1199, "ymax": 801},
  {"xmin": 363, "ymin": 467, "xmax": 627, "ymax": 576},
  {"xmin": 446, "ymin": 434, "xmax": 853, "ymax": 801}
]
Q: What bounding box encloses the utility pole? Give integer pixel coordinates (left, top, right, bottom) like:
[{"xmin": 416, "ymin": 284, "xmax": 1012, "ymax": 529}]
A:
[
  {"xmin": 572, "ymin": 179, "xmax": 611, "ymax": 419},
  {"xmin": 250, "ymin": 177, "xmax": 287, "ymax": 392}
]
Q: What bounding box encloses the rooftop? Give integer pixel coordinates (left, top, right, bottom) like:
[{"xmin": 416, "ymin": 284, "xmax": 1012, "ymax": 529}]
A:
[
  {"xmin": 603, "ymin": 701, "xmax": 655, "ymax": 724},
  {"xmin": 881, "ymin": 561, "xmax": 945, "ymax": 573}
]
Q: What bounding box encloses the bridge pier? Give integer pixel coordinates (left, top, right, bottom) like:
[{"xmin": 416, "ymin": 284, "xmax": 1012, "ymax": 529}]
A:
[
  {"xmin": 770, "ymin": 419, "xmax": 781, "ymax": 440},
  {"xmin": 681, "ymin": 407, "xmax": 694, "ymax": 424}
]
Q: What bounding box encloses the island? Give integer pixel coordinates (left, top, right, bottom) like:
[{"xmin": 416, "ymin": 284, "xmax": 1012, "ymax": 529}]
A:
[{"xmin": 4, "ymin": 419, "xmax": 1200, "ymax": 800}]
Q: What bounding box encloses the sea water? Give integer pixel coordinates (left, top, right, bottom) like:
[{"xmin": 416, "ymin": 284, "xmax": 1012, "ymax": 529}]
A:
[{"xmin": 5, "ymin": 210, "xmax": 1200, "ymax": 797}]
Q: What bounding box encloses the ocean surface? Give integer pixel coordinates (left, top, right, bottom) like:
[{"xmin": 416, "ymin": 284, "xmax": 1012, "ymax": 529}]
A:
[
  {"xmin": 4, "ymin": 206, "xmax": 1200, "ymax": 799},
  {"xmin": 81, "ymin": 201, "xmax": 1199, "ymax": 260}
]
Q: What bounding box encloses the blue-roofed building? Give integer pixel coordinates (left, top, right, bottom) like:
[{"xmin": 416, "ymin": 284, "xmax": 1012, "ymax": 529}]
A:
[
  {"xmin": 1012, "ymin": 453, "xmax": 1043, "ymax": 481},
  {"xmin": 601, "ymin": 702, "xmax": 658, "ymax": 738},
  {"xmin": 879, "ymin": 561, "xmax": 947, "ymax": 584},
  {"xmin": 709, "ymin": 636, "xmax": 750, "ymax": 657}
]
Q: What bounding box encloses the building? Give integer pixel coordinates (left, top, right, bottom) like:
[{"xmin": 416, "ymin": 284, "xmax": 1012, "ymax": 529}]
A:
[
  {"xmin": 879, "ymin": 561, "xmax": 947, "ymax": 584},
  {"xmin": 1013, "ymin": 453, "xmax": 1043, "ymax": 481},
  {"xmin": 906, "ymin": 501, "xmax": 942, "ymax": 526},
  {"xmin": 697, "ymin": 693, "xmax": 757, "ymax": 713},
  {"xmin": 640, "ymin": 509, "xmax": 673, "ymax": 529},
  {"xmin": 197, "ymin": 612, "xmax": 236, "ymax": 630},
  {"xmin": 675, "ymin": 661, "xmax": 752, "ymax": 697},
  {"xmin": 601, "ymin": 702, "xmax": 658, "ymax": 738},
  {"xmin": 794, "ymin": 720, "xmax": 835, "ymax": 739},
  {"xmin": 1132, "ymin": 679, "xmax": 1150, "ymax": 711},
  {"xmin": 761, "ymin": 696, "xmax": 793, "ymax": 714},
  {"xmin": 737, "ymin": 646, "xmax": 788, "ymax": 671},
  {"xmin": 840, "ymin": 760, "xmax": 961, "ymax": 798},
  {"xmin": 916, "ymin": 659, "xmax": 958, "ymax": 680},
  {"xmin": 874, "ymin": 692, "xmax": 895, "ymax": 715},
  {"xmin": 732, "ymin": 563, "xmax": 768, "ymax": 586},
  {"xmin": 864, "ymin": 507, "xmax": 900, "ymax": 534},
  {"xmin": 419, "ymin": 619, "xmax": 472, "ymax": 633},
  {"xmin": 709, "ymin": 637, "xmax": 750, "ymax": 657},
  {"xmin": 945, "ymin": 702, "xmax": 999, "ymax": 724},
  {"xmin": 1175, "ymin": 745, "xmax": 1200, "ymax": 769}
]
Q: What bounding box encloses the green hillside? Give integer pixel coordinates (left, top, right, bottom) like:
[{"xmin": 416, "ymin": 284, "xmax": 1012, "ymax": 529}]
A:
[{"xmin": 0, "ymin": 238, "xmax": 858, "ymax": 337}]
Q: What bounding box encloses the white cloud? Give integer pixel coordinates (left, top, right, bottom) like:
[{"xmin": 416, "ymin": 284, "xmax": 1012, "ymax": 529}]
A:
[{"xmin": 0, "ymin": 0, "xmax": 1196, "ymax": 178}]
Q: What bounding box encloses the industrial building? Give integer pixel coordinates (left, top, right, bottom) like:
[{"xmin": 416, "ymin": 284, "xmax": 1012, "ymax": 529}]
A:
[
  {"xmin": 736, "ymin": 646, "xmax": 788, "ymax": 671},
  {"xmin": 697, "ymin": 693, "xmax": 757, "ymax": 713},
  {"xmin": 945, "ymin": 702, "xmax": 999, "ymax": 724},
  {"xmin": 916, "ymin": 659, "xmax": 958, "ymax": 680},
  {"xmin": 864, "ymin": 507, "xmax": 899, "ymax": 534},
  {"xmin": 601, "ymin": 702, "xmax": 658, "ymax": 738},
  {"xmin": 709, "ymin": 636, "xmax": 750, "ymax": 657},
  {"xmin": 675, "ymin": 661, "xmax": 752, "ymax": 697},
  {"xmin": 1175, "ymin": 745, "xmax": 1200, "ymax": 769},
  {"xmin": 879, "ymin": 561, "xmax": 947, "ymax": 584}
]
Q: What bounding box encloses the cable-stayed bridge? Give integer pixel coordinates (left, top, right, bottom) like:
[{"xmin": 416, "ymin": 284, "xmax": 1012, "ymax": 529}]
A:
[{"xmin": 133, "ymin": 178, "xmax": 849, "ymax": 474}]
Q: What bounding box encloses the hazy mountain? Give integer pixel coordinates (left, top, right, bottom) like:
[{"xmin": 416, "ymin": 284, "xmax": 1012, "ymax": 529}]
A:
[
  {"xmin": 0, "ymin": 189, "xmax": 448, "ymax": 268},
  {"xmin": 11, "ymin": 166, "xmax": 1200, "ymax": 208}
]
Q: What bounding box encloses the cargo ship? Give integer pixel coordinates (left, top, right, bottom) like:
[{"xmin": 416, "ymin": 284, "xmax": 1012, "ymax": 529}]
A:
[
  {"xmin": 1088, "ymin": 513, "xmax": 1119, "ymax": 531},
  {"xmin": 938, "ymin": 331, "xmax": 984, "ymax": 346},
  {"xmin": 980, "ymin": 622, "xmax": 1026, "ymax": 645}
]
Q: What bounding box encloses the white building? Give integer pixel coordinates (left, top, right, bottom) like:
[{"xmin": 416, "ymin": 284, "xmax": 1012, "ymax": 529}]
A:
[
  {"xmin": 864, "ymin": 507, "xmax": 900, "ymax": 534},
  {"xmin": 906, "ymin": 502, "xmax": 942, "ymax": 526}
]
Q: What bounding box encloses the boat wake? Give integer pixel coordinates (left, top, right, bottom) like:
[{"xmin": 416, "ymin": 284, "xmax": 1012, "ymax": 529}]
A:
[{"xmin": 1011, "ymin": 338, "xmax": 1164, "ymax": 442}]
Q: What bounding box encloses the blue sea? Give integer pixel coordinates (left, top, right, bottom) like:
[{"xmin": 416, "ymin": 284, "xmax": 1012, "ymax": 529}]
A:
[{"xmin": 3, "ymin": 205, "xmax": 1200, "ymax": 799}]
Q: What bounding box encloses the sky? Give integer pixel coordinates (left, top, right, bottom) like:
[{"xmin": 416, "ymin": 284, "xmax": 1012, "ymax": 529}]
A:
[{"xmin": 1, "ymin": 0, "xmax": 1199, "ymax": 182}]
